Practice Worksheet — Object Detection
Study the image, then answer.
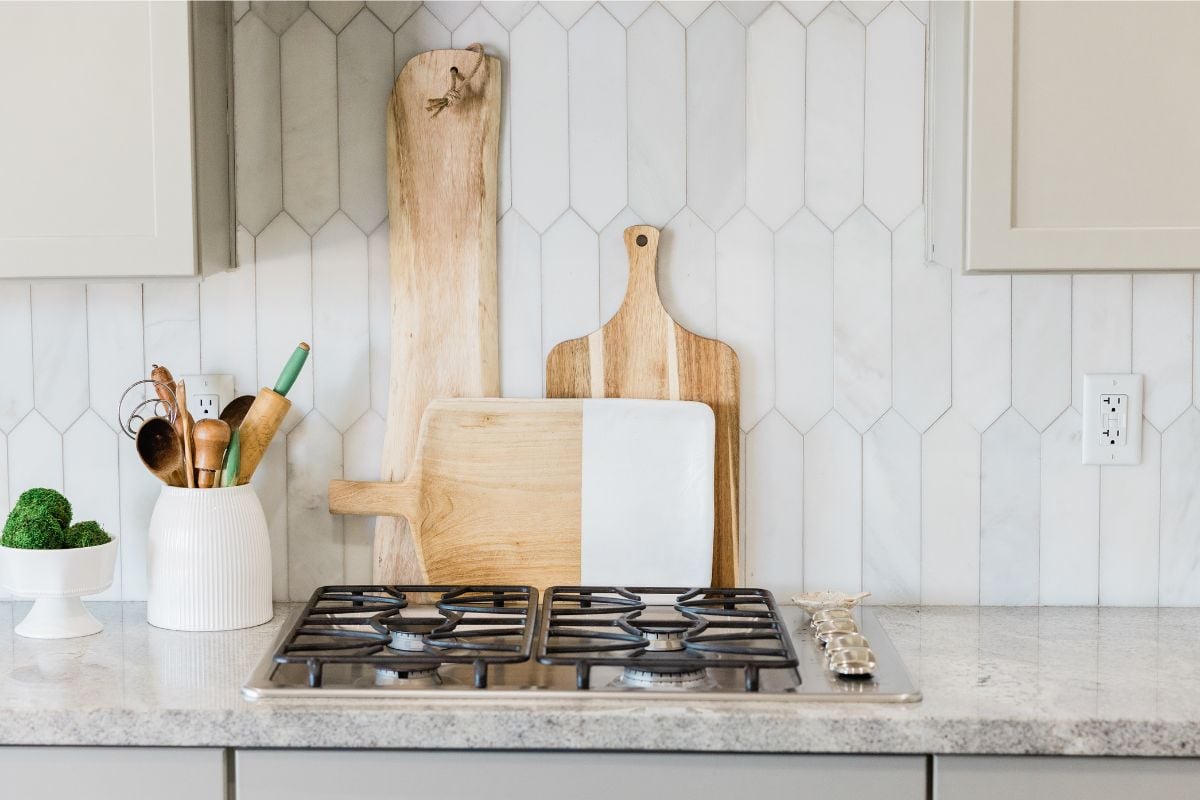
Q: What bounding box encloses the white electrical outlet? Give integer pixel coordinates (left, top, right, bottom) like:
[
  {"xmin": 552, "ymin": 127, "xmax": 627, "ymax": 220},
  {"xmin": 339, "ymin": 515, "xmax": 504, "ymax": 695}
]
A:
[
  {"xmin": 1082, "ymin": 374, "xmax": 1143, "ymax": 465},
  {"xmin": 179, "ymin": 374, "xmax": 235, "ymax": 421}
]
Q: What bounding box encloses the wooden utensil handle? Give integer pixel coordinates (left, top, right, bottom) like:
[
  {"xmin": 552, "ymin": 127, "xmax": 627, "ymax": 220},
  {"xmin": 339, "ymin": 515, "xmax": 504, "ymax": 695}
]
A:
[{"xmin": 235, "ymin": 387, "xmax": 291, "ymax": 484}]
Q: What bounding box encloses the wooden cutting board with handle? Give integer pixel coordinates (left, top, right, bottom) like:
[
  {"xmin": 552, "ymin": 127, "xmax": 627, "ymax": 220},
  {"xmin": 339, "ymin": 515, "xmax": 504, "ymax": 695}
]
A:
[
  {"xmin": 374, "ymin": 46, "xmax": 501, "ymax": 583},
  {"xmin": 330, "ymin": 398, "xmax": 715, "ymax": 588},
  {"xmin": 545, "ymin": 225, "xmax": 741, "ymax": 586}
]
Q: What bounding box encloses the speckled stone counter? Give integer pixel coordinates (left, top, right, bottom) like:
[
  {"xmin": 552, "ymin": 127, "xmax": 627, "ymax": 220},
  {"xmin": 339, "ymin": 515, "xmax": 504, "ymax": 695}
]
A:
[{"xmin": 0, "ymin": 603, "xmax": 1197, "ymax": 756}]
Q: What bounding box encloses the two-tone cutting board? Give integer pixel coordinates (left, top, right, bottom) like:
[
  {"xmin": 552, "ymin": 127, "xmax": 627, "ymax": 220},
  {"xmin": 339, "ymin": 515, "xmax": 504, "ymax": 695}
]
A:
[
  {"xmin": 330, "ymin": 399, "xmax": 715, "ymax": 588},
  {"xmin": 545, "ymin": 226, "xmax": 741, "ymax": 586}
]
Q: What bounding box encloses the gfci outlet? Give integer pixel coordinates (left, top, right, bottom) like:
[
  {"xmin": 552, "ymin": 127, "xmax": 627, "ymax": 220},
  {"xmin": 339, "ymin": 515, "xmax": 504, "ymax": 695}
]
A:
[
  {"xmin": 1082, "ymin": 374, "xmax": 1143, "ymax": 465},
  {"xmin": 179, "ymin": 374, "xmax": 235, "ymax": 421}
]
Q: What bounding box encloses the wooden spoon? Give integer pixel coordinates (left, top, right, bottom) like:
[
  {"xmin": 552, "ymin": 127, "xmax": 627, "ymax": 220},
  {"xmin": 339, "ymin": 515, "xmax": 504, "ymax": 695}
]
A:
[
  {"xmin": 220, "ymin": 394, "xmax": 255, "ymax": 431},
  {"xmin": 136, "ymin": 417, "xmax": 186, "ymax": 486},
  {"xmin": 193, "ymin": 418, "xmax": 232, "ymax": 489},
  {"xmin": 176, "ymin": 379, "xmax": 196, "ymax": 488}
]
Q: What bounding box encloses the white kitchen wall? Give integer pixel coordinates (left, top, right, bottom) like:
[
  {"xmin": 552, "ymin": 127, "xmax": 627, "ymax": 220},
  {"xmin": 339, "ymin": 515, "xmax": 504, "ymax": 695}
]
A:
[{"xmin": 2, "ymin": 0, "xmax": 1197, "ymax": 606}]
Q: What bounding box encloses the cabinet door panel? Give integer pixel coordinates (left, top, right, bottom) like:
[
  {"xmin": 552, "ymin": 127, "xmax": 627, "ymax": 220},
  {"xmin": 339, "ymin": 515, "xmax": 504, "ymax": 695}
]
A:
[
  {"xmin": 0, "ymin": 747, "xmax": 225, "ymax": 799},
  {"xmin": 937, "ymin": 755, "xmax": 1200, "ymax": 800}
]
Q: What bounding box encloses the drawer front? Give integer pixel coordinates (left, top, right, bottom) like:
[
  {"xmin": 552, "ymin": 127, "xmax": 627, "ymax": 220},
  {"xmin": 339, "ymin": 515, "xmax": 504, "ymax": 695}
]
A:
[
  {"xmin": 0, "ymin": 747, "xmax": 225, "ymax": 800},
  {"xmin": 937, "ymin": 755, "xmax": 1200, "ymax": 800}
]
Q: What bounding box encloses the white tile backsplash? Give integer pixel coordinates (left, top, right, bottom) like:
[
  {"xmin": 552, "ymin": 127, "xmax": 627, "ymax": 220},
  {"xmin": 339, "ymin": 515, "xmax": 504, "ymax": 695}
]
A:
[{"xmin": 3, "ymin": 2, "xmax": 1198, "ymax": 605}]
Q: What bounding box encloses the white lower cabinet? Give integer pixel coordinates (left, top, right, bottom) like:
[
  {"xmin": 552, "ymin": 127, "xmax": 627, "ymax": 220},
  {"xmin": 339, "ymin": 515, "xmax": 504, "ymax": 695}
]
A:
[
  {"xmin": 936, "ymin": 755, "xmax": 1200, "ymax": 799},
  {"xmin": 235, "ymin": 750, "xmax": 926, "ymax": 800},
  {"xmin": 0, "ymin": 747, "xmax": 225, "ymax": 799}
]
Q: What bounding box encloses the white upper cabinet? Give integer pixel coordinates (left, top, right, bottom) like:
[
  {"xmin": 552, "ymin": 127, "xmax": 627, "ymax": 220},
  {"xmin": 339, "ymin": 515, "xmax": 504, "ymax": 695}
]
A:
[
  {"xmin": 929, "ymin": 1, "xmax": 1200, "ymax": 272},
  {"xmin": 0, "ymin": 1, "xmax": 232, "ymax": 278}
]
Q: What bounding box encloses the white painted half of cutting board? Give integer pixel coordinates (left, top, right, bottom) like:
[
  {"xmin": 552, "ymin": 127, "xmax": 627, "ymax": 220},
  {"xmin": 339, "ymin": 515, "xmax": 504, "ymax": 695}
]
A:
[{"xmin": 580, "ymin": 399, "xmax": 715, "ymax": 587}]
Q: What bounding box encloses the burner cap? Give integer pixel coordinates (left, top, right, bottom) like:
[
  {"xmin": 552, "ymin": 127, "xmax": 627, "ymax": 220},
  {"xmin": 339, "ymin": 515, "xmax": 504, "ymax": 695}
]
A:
[
  {"xmin": 388, "ymin": 630, "xmax": 428, "ymax": 652},
  {"xmin": 619, "ymin": 666, "xmax": 712, "ymax": 690},
  {"xmin": 374, "ymin": 667, "xmax": 441, "ymax": 687},
  {"xmin": 642, "ymin": 628, "xmax": 686, "ymax": 652}
]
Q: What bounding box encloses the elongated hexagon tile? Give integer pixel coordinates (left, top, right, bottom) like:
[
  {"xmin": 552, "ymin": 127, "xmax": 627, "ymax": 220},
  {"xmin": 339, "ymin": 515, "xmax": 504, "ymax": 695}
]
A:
[
  {"xmin": 0, "ymin": 284, "xmax": 33, "ymax": 433},
  {"xmin": 118, "ymin": 432, "xmax": 159, "ymax": 600},
  {"xmin": 338, "ymin": 8, "xmax": 393, "ymax": 233},
  {"xmin": 569, "ymin": 5, "xmax": 627, "ymax": 230},
  {"xmin": 7, "ymin": 411, "xmax": 62, "ymax": 497},
  {"xmin": 87, "ymin": 283, "xmax": 143, "ymax": 433},
  {"xmin": 805, "ymin": 3, "xmax": 864, "ymax": 229},
  {"xmin": 498, "ymin": 210, "xmax": 543, "ymax": 398},
  {"xmin": 658, "ymin": 207, "xmax": 716, "ymax": 339},
  {"xmin": 310, "ymin": 1, "xmax": 364, "ymax": 32},
  {"xmin": 864, "ymin": 3, "xmax": 924, "ymax": 229},
  {"xmin": 833, "ymin": 208, "xmax": 890, "ymax": 433},
  {"xmin": 863, "ymin": 410, "xmax": 920, "ymax": 604},
  {"xmin": 395, "ymin": 7, "xmax": 450, "ymax": 72},
  {"xmin": 1133, "ymin": 274, "xmax": 1192, "ymax": 430},
  {"xmin": 282, "ymin": 12, "xmax": 339, "ymax": 234},
  {"xmin": 598, "ymin": 208, "xmax": 644, "ymax": 323},
  {"xmin": 746, "ymin": 410, "xmax": 803, "ymax": 596},
  {"xmin": 541, "ymin": 210, "xmax": 599, "ymax": 361},
  {"xmin": 425, "ymin": 1, "xmax": 479, "ymax": 30},
  {"xmin": 287, "ymin": 412, "xmax": 345, "ymax": 600},
  {"xmin": 776, "ymin": 210, "xmax": 833, "ymax": 434},
  {"xmin": 250, "ymin": 436, "xmax": 290, "ymax": 600},
  {"xmin": 234, "ymin": 12, "xmax": 282, "ymax": 235},
  {"xmin": 952, "ymin": 269, "xmax": 1010, "ymax": 432},
  {"xmin": 980, "ymin": 409, "xmax": 1040, "ymax": 605},
  {"xmin": 233, "ymin": 1, "xmax": 250, "ymax": 22},
  {"xmin": 368, "ymin": 222, "xmax": 391, "ymax": 416},
  {"xmin": 782, "ymin": 1, "xmax": 829, "ymax": 24},
  {"xmin": 803, "ymin": 411, "xmax": 862, "ymax": 593},
  {"xmin": 921, "ymin": 407, "xmax": 980, "ymax": 604},
  {"xmin": 602, "ymin": 0, "xmax": 650, "ymax": 26},
  {"xmin": 1161, "ymin": 408, "xmax": 1200, "ymax": 605},
  {"xmin": 724, "ymin": 1, "xmax": 771, "ymax": 25},
  {"xmin": 686, "ymin": 4, "xmax": 746, "ymax": 229},
  {"xmin": 1012, "ymin": 275, "xmax": 1071, "ymax": 432},
  {"xmin": 64, "ymin": 411, "xmax": 121, "ymax": 599},
  {"xmin": 544, "ymin": 0, "xmax": 592, "ymax": 29},
  {"xmin": 1071, "ymin": 274, "xmax": 1131, "ymax": 411},
  {"xmin": 747, "ymin": 4, "xmax": 804, "ymax": 230},
  {"xmin": 1099, "ymin": 423, "xmax": 1159, "ymax": 606},
  {"xmin": 511, "ymin": 7, "xmax": 569, "ymax": 232},
  {"xmin": 482, "ymin": 1, "xmax": 535, "ymax": 29},
  {"xmin": 251, "ymin": 0, "xmax": 306, "ymax": 34},
  {"xmin": 31, "ymin": 283, "xmax": 89, "ymax": 432},
  {"xmin": 1039, "ymin": 409, "xmax": 1099, "ymax": 605},
  {"xmin": 367, "ymin": 1, "xmax": 420, "ymax": 30},
  {"xmin": 343, "ymin": 410, "xmax": 385, "ymax": 584},
  {"xmin": 144, "ymin": 280, "xmax": 200, "ymax": 378},
  {"xmin": 627, "ymin": 4, "xmax": 686, "ymax": 226},
  {"xmin": 200, "ymin": 252, "xmax": 258, "ymax": 397},
  {"xmin": 313, "ymin": 213, "xmax": 370, "ymax": 432},
  {"xmin": 663, "ymin": 1, "xmax": 711, "ymax": 26},
  {"xmin": 454, "ymin": 7, "xmax": 512, "ymax": 215},
  {"xmin": 845, "ymin": 0, "xmax": 888, "ymax": 24},
  {"xmin": 255, "ymin": 213, "xmax": 314, "ymax": 432},
  {"xmin": 903, "ymin": 1, "xmax": 928, "ymax": 23},
  {"xmin": 891, "ymin": 209, "xmax": 949, "ymax": 432},
  {"xmin": 1196, "ymin": 278, "xmax": 1200, "ymax": 411},
  {"xmin": 716, "ymin": 209, "xmax": 774, "ymax": 431}
]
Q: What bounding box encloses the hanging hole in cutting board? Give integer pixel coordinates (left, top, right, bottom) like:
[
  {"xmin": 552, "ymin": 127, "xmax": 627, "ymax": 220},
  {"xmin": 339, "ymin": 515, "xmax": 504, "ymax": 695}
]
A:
[{"xmin": 636, "ymin": 234, "xmax": 648, "ymax": 246}]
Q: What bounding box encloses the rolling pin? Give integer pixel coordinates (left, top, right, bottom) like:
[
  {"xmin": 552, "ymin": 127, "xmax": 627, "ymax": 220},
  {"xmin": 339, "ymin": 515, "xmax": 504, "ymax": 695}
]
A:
[
  {"xmin": 236, "ymin": 342, "xmax": 310, "ymax": 485},
  {"xmin": 193, "ymin": 418, "xmax": 232, "ymax": 488}
]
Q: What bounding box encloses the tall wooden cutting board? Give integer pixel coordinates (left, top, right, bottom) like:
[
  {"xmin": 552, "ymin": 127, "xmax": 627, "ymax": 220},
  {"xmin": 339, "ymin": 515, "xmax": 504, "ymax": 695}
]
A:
[
  {"xmin": 375, "ymin": 49, "xmax": 501, "ymax": 583},
  {"xmin": 545, "ymin": 226, "xmax": 741, "ymax": 586}
]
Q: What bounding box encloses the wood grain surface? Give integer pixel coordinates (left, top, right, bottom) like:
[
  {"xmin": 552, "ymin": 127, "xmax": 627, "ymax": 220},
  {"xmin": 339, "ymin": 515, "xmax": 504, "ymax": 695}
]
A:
[
  {"xmin": 545, "ymin": 225, "xmax": 741, "ymax": 586},
  {"xmin": 374, "ymin": 49, "xmax": 501, "ymax": 583}
]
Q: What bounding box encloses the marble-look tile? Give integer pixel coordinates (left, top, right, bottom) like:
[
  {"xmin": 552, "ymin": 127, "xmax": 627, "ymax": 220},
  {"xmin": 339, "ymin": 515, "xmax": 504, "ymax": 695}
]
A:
[
  {"xmin": 63, "ymin": 411, "xmax": 121, "ymax": 599},
  {"xmin": 1196, "ymin": 278, "xmax": 1200, "ymax": 413},
  {"xmin": 627, "ymin": 5, "xmax": 686, "ymax": 226},
  {"xmin": 7, "ymin": 412, "xmax": 62, "ymax": 497},
  {"xmin": 1133, "ymin": 274, "xmax": 1192, "ymax": 430},
  {"xmin": 255, "ymin": 213, "xmax": 315, "ymax": 432},
  {"xmin": 85, "ymin": 284, "xmax": 142, "ymax": 433},
  {"xmin": 803, "ymin": 411, "xmax": 862, "ymax": 592},
  {"xmin": 31, "ymin": 283, "xmax": 89, "ymax": 432},
  {"xmin": 310, "ymin": 0, "xmax": 364, "ymax": 32},
  {"xmin": 844, "ymin": 0, "xmax": 888, "ymax": 24},
  {"xmin": 686, "ymin": 4, "xmax": 746, "ymax": 229},
  {"xmin": 367, "ymin": 1, "xmax": 420, "ymax": 30},
  {"xmin": 544, "ymin": 0, "xmax": 592, "ymax": 29},
  {"xmin": 980, "ymin": 409, "xmax": 1040, "ymax": 605},
  {"xmin": 602, "ymin": 0, "xmax": 651, "ymax": 26},
  {"xmin": 1071, "ymin": 274, "xmax": 1132, "ymax": 411},
  {"xmin": 569, "ymin": 5, "xmax": 626, "ymax": 230},
  {"xmin": 922, "ymin": 407, "xmax": 980, "ymax": 604},
  {"xmin": 952, "ymin": 270, "xmax": 1010, "ymax": 432},
  {"xmin": 424, "ymin": 1, "xmax": 479, "ymax": 30},
  {"xmin": 343, "ymin": 411, "xmax": 385, "ymax": 584},
  {"xmin": 833, "ymin": 208, "xmax": 890, "ymax": 433},
  {"xmin": 368, "ymin": 222, "xmax": 391, "ymax": 417},
  {"xmin": 312, "ymin": 213, "xmax": 370, "ymax": 432},
  {"xmin": 892, "ymin": 209, "xmax": 950, "ymax": 432},
  {"xmin": 281, "ymin": 12, "xmax": 339, "ymax": 234},
  {"xmin": 723, "ymin": 0, "xmax": 770, "ymax": 25},
  {"xmin": 286, "ymin": 412, "xmax": 344, "ymax": 600},
  {"xmin": 337, "ymin": 9, "xmax": 393, "ymax": 233},
  {"xmin": 0, "ymin": 284, "xmax": 33, "ymax": 433},
  {"xmin": 1099, "ymin": 423, "xmax": 1159, "ymax": 606},
  {"xmin": 541, "ymin": 210, "xmax": 599, "ymax": 361},
  {"xmin": 250, "ymin": 0, "xmax": 306, "ymax": 34},
  {"xmin": 805, "ymin": 3, "xmax": 864, "ymax": 229},
  {"xmin": 233, "ymin": 0, "xmax": 250, "ymax": 22},
  {"xmin": 498, "ymin": 210, "xmax": 543, "ymax": 398},
  {"xmin": 511, "ymin": 7, "xmax": 569, "ymax": 232},
  {"xmin": 453, "ymin": 7, "xmax": 512, "ymax": 216},
  {"xmin": 483, "ymin": 1, "xmax": 535, "ymax": 29},
  {"xmin": 863, "ymin": 3, "xmax": 924, "ymax": 229},
  {"xmin": 662, "ymin": 1, "xmax": 711, "ymax": 26},
  {"xmin": 598, "ymin": 208, "xmax": 644, "ymax": 323},
  {"xmin": 394, "ymin": 8, "xmax": 451, "ymax": 73},
  {"xmin": 716, "ymin": 209, "xmax": 774, "ymax": 430},
  {"xmin": 903, "ymin": 0, "xmax": 928, "ymax": 23},
  {"xmin": 775, "ymin": 210, "xmax": 833, "ymax": 434},
  {"xmin": 658, "ymin": 207, "xmax": 716, "ymax": 338},
  {"xmin": 143, "ymin": 281, "xmax": 201, "ymax": 379},
  {"xmin": 746, "ymin": 4, "xmax": 804, "ymax": 230},
  {"xmin": 1012, "ymin": 275, "xmax": 1071, "ymax": 432},
  {"xmin": 745, "ymin": 411, "xmax": 803, "ymax": 596},
  {"xmin": 200, "ymin": 247, "xmax": 258, "ymax": 398},
  {"xmin": 117, "ymin": 432, "xmax": 159, "ymax": 600},
  {"xmin": 863, "ymin": 410, "xmax": 920, "ymax": 604},
  {"xmin": 1160, "ymin": 408, "xmax": 1200, "ymax": 605},
  {"xmin": 250, "ymin": 437, "xmax": 290, "ymax": 601},
  {"xmin": 1039, "ymin": 409, "xmax": 1100, "ymax": 605},
  {"xmin": 782, "ymin": 1, "xmax": 829, "ymax": 24},
  {"xmin": 233, "ymin": 12, "xmax": 283, "ymax": 235}
]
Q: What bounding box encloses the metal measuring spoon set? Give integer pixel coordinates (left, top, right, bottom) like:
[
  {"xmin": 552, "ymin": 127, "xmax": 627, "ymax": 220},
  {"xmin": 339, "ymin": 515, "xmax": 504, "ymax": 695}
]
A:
[{"xmin": 810, "ymin": 608, "xmax": 878, "ymax": 678}]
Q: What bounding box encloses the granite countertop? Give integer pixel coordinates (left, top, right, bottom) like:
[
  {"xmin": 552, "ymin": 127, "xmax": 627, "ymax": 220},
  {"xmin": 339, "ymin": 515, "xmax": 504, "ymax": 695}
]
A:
[{"xmin": 0, "ymin": 602, "xmax": 1196, "ymax": 756}]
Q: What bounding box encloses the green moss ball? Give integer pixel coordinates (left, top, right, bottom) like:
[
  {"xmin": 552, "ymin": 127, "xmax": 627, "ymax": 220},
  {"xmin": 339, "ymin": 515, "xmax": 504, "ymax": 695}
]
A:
[
  {"xmin": 65, "ymin": 520, "xmax": 112, "ymax": 549},
  {"xmin": 1, "ymin": 506, "xmax": 67, "ymax": 549},
  {"xmin": 14, "ymin": 487, "xmax": 72, "ymax": 529}
]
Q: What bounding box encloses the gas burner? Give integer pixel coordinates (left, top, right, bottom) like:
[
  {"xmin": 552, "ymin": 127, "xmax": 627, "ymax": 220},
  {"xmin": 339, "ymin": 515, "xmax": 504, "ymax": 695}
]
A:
[
  {"xmin": 387, "ymin": 629, "xmax": 430, "ymax": 652},
  {"xmin": 618, "ymin": 666, "xmax": 713, "ymax": 690},
  {"xmin": 374, "ymin": 666, "xmax": 442, "ymax": 687}
]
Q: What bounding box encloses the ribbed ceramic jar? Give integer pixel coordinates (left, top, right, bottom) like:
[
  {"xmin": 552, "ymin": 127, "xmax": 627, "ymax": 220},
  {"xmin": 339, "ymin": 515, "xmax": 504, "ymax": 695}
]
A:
[{"xmin": 147, "ymin": 484, "xmax": 272, "ymax": 631}]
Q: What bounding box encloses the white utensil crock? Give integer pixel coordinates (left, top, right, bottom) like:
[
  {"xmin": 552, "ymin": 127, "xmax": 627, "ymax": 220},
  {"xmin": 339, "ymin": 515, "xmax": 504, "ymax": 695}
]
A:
[
  {"xmin": 147, "ymin": 484, "xmax": 272, "ymax": 631},
  {"xmin": 0, "ymin": 537, "xmax": 118, "ymax": 638}
]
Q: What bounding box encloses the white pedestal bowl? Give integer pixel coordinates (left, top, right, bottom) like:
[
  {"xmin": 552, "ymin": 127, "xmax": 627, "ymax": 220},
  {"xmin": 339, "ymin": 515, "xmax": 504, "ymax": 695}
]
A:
[{"xmin": 0, "ymin": 537, "xmax": 118, "ymax": 638}]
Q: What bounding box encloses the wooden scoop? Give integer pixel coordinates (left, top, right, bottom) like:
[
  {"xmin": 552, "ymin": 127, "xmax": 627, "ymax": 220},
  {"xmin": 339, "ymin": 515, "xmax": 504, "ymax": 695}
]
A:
[
  {"xmin": 220, "ymin": 394, "xmax": 255, "ymax": 431},
  {"xmin": 136, "ymin": 417, "xmax": 186, "ymax": 487},
  {"xmin": 193, "ymin": 418, "xmax": 232, "ymax": 489}
]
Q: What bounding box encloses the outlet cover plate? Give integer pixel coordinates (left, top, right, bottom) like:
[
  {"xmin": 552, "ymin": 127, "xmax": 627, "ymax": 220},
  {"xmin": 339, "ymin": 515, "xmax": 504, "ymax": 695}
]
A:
[
  {"xmin": 179, "ymin": 374, "xmax": 235, "ymax": 421},
  {"xmin": 1082, "ymin": 373, "xmax": 1143, "ymax": 465}
]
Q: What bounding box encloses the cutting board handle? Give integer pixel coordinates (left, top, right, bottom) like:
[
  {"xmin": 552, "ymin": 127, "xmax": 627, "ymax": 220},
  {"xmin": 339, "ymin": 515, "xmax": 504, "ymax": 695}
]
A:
[
  {"xmin": 621, "ymin": 225, "xmax": 667, "ymax": 317},
  {"xmin": 329, "ymin": 480, "xmax": 420, "ymax": 523}
]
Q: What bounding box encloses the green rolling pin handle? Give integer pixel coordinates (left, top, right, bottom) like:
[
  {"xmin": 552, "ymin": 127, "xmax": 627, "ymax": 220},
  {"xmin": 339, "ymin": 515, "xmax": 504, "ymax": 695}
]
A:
[
  {"xmin": 221, "ymin": 430, "xmax": 241, "ymax": 488},
  {"xmin": 273, "ymin": 342, "xmax": 310, "ymax": 397}
]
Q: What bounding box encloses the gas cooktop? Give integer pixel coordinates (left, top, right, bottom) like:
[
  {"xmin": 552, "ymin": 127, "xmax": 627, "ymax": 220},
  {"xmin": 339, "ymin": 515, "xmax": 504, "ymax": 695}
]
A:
[{"xmin": 242, "ymin": 585, "xmax": 920, "ymax": 702}]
